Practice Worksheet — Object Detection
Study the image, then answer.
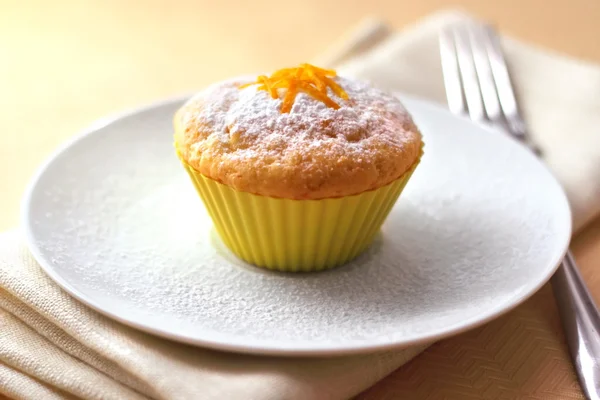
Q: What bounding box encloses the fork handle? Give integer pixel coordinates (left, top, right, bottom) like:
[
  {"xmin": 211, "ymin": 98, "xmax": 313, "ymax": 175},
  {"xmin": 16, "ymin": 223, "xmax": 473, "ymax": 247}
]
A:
[{"xmin": 552, "ymin": 250, "xmax": 600, "ymax": 400}]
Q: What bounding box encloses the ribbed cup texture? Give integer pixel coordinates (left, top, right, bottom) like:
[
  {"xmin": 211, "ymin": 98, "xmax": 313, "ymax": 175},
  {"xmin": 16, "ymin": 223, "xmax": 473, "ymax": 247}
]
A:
[{"xmin": 178, "ymin": 155, "xmax": 420, "ymax": 272}]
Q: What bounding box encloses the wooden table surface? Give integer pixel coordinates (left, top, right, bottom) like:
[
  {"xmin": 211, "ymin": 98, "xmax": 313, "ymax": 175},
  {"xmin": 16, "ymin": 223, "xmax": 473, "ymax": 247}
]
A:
[{"xmin": 1, "ymin": 1, "xmax": 599, "ymax": 399}]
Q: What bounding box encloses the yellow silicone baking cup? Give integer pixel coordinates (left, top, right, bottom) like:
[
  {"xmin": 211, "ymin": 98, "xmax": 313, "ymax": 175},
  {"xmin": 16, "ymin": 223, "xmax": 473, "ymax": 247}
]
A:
[{"xmin": 177, "ymin": 151, "xmax": 421, "ymax": 272}]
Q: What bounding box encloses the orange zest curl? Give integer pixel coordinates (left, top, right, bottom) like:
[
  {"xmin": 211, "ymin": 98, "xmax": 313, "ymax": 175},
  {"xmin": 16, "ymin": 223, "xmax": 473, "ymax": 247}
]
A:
[{"xmin": 239, "ymin": 63, "xmax": 349, "ymax": 113}]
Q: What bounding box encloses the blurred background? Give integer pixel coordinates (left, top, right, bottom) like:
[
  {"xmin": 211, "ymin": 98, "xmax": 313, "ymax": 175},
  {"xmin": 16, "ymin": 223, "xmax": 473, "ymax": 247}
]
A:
[{"xmin": 1, "ymin": 0, "xmax": 599, "ymax": 230}]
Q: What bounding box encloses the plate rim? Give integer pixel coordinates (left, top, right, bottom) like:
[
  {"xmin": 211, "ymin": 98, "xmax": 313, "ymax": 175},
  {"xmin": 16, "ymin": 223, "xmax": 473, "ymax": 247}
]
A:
[{"xmin": 21, "ymin": 93, "xmax": 573, "ymax": 356}]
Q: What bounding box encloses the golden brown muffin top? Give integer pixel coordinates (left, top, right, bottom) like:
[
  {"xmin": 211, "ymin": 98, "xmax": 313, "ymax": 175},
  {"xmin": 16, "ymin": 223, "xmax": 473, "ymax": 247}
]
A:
[{"xmin": 174, "ymin": 70, "xmax": 422, "ymax": 200}]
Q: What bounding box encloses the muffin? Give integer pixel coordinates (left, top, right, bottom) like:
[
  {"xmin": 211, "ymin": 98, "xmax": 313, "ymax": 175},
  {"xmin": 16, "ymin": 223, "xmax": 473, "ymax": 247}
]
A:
[{"xmin": 174, "ymin": 64, "xmax": 423, "ymax": 272}]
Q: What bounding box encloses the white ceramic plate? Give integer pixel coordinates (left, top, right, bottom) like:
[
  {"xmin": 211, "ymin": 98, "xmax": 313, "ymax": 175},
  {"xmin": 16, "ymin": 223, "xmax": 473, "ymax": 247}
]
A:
[{"xmin": 23, "ymin": 95, "xmax": 571, "ymax": 356}]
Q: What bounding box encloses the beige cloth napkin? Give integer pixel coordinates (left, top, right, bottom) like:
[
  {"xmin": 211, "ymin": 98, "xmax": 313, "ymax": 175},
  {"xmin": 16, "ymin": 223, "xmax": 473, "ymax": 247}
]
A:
[{"xmin": 1, "ymin": 9, "xmax": 600, "ymax": 400}]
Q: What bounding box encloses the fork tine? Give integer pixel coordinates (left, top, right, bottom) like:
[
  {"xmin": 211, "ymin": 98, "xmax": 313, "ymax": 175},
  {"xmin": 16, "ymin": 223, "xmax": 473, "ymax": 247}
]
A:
[
  {"xmin": 452, "ymin": 25, "xmax": 485, "ymax": 122},
  {"xmin": 439, "ymin": 27, "xmax": 466, "ymax": 116},
  {"xmin": 467, "ymin": 24, "xmax": 503, "ymax": 124},
  {"xmin": 440, "ymin": 22, "xmax": 541, "ymax": 154},
  {"xmin": 482, "ymin": 25, "xmax": 527, "ymax": 140}
]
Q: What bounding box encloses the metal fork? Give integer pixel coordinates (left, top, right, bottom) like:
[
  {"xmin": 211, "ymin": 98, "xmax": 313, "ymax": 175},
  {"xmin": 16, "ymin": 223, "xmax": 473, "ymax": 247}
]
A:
[{"xmin": 440, "ymin": 23, "xmax": 600, "ymax": 400}]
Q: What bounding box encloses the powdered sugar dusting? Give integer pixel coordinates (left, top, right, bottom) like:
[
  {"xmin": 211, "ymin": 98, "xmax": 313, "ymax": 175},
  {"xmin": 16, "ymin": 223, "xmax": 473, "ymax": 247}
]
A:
[{"xmin": 181, "ymin": 76, "xmax": 416, "ymax": 163}]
